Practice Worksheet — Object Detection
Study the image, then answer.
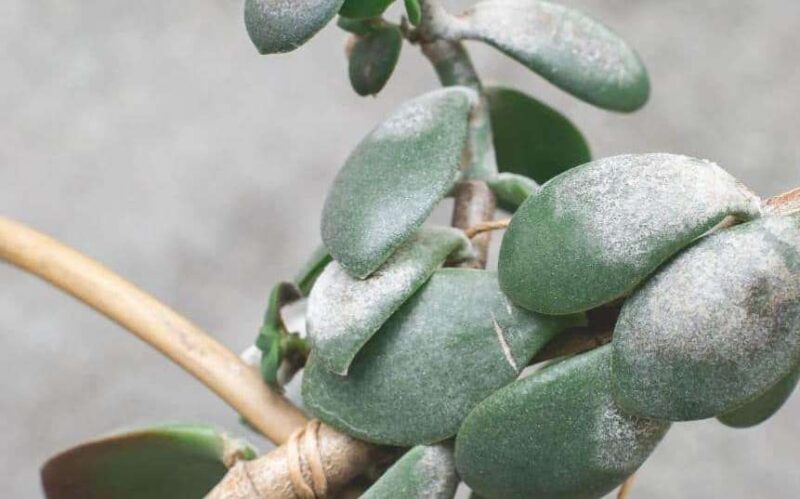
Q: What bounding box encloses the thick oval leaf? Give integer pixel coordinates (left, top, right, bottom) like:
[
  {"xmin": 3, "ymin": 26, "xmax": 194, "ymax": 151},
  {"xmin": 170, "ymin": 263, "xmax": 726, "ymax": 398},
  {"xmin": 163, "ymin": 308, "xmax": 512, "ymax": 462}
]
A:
[
  {"xmin": 486, "ymin": 172, "xmax": 540, "ymax": 213},
  {"xmin": 308, "ymin": 227, "xmax": 468, "ymax": 375},
  {"xmin": 486, "ymin": 86, "xmax": 590, "ymax": 185},
  {"xmin": 349, "ymin": 25, "xmax": 403, "ymax": 96},
  {"xmin": 613, "ymin": 214, "xmax": 800, "ymax": 421},
  {"xmin": 302, "ymin": 268, "xmax": 579, "ymax": 445},
  {"xmin": 718, "ymin": 364, "xmax": 800, "ymax": 429},
  {"xmin": 451, "ymin": 0, "xmax": 649, "ymax": 111},
  {"xmin": 294, "ymin": 245, "xmax": 332, "ymax": 296},
  {"xmin": 404, "ymin": 0, "xmax": 422, "ymax": 26},
  {"xmin": 244, "ymin": 0, "xmax": 344, "ymax": 54},
  {"xmin": 362, "ymin": 444, "xmax": 458, "ymax": 499},
  {"xmin": 340, "ymin": 0, "xmax": 395, "ymax": 19},
  {"xmin": 456, "ymin": 346, "xmax": 669, "ymax": 499},
  {"xmin": 499, "ymin": 153, "xmax": 761, "ymax": 315},
  {"xmin": 321, "ymin": 87, "xmax": 476, "ymax": 278},
  {"xmin": 41, "ymin": 424, "xmax": 255, "ymax": 499}
]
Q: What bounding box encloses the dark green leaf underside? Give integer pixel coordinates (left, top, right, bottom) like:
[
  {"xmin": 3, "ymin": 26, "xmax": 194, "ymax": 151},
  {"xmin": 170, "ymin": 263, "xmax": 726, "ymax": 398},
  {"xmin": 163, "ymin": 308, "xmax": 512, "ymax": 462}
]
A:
[
  {"xmin": 349, "ymin": 25, "xmax": 403, "ymax": 96},
  {"xmin": 340, "ymin": 0, "xmax": 395, "ymax": 19},
  {"xmin": 41, "ymin": 424, "xmax": 255, "ymax": 499},
  {"xmin": 718, "ymin": 363, "xmax": 800, "ymax": 428},
  {"xmin": 486, "ymin": 86, "xmax": 590, "ymax": 185}
]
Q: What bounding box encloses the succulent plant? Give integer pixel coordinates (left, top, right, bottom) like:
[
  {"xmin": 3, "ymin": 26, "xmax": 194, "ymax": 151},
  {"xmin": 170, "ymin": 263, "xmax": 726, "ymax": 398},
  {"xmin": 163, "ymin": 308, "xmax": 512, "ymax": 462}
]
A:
[{"xmin": 1, "ymin": 0, "xmax": 796, "ymax": 498}]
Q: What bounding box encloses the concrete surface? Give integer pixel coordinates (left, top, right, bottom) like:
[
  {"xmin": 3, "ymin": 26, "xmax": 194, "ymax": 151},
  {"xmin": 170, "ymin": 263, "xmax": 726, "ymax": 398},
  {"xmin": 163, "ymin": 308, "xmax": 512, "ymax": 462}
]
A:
[{"xmin": 1, "ymin": 0, "xmax": 798, "ymax": 497}]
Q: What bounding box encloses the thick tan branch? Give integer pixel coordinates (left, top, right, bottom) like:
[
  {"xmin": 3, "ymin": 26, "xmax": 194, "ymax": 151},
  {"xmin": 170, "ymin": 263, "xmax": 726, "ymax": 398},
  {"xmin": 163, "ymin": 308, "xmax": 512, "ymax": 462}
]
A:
[{"xmin": 0, "ymin": 215, "xmax": 306, "ymax": 444}]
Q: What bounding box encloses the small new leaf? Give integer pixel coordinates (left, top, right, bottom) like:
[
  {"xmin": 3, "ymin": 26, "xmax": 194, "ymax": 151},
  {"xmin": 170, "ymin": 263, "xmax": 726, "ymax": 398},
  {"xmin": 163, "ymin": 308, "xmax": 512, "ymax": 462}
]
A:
[
  {"xmin": 340, "ymin": 0, "xmax": 395, "ymax": 19},
  {"xmin": 349, "ymin": 25, "xmax": 403, "ymax": 96}
]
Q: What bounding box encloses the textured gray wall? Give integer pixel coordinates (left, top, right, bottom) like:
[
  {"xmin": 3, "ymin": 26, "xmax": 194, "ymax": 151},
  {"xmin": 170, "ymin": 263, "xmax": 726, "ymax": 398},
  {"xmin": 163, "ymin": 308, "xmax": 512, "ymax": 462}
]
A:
[{"xmin": 2, "ymin": 0, "xmax": 799, "ymax": 497}]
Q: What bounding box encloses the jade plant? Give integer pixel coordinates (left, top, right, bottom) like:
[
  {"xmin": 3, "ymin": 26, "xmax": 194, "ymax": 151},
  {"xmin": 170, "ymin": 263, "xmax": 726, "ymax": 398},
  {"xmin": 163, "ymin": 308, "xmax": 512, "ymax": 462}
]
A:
[{"xmin": 2, "ymin": 0, "xmax": 798, "ymax": 498}]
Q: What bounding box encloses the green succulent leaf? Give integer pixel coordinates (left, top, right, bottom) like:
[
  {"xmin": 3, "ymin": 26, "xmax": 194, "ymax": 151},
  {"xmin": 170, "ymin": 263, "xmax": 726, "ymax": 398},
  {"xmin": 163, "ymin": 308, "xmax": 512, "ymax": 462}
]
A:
[
  {"xmin": 302, "ymin": 268, "xmax": 580, "ymax": 446},
  {"xmin": 337, "ymin": 16, "xmax": 382, "ymax": 35},
  {"xmin": 613, "ymin": 214, "xmax": 800, "ymax": 421},
  {"xmin": 718, "ymin": 363, "xmax": 800, "ymax": 429},
  {"xmin": 455, "ymin": 346, "xmax": 669, "ymax": 499},
  {"xmin": 349, "ymin": 25, "xmax": 403, "ymax": 96},
  {"xmin": 244, "ymin": 0, "xmax": 345, "ymax": 54},
  {"xmin": 294, "ymin": 245, "xmax": 333, "ymax": 297},
  {"xmin": 362, "ymin": 444, "xmax": 458, "ymax": 499},
  {"xmin": 321, "ymin": 87, "xmax": 477, "ymax": 278},
  {"xmin": 498, "ymin": 153, "xmax": 762, "ymax": 315},
  {"xmin": 450, "ymin": 0, "xmax": 649, "ymax": 111},
  {"xmin": 486, "ymin": 86, "xmax": 590, "ymax": 185},
  {"xmin": 308, "ymin": 227, "xmax": 469, "ymax": 375},
  {"xmin": 256, "ymin": 282, "xmax": 302, "ymax": 386},
  {"xmin": 404, "ymin": 0, "xmax": 422, "ymax": 26},
  {"xmin": 486, "ymin": 173, "xmax": 540, "ymax": 213},
  {"xmin": 340, "ymin": 0, "xmax": 395, "ymax": 19},
  {"xmin": 41, "ymin": 424, "xmax": 256, "ymax": 499}
]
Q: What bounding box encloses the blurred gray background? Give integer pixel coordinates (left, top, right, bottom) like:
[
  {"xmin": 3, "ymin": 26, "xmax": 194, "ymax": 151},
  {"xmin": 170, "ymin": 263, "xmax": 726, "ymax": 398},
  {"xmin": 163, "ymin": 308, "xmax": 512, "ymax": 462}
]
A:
[{"xmin": 2, "ymin": 0, "xmax": 799, "ymax": 497}]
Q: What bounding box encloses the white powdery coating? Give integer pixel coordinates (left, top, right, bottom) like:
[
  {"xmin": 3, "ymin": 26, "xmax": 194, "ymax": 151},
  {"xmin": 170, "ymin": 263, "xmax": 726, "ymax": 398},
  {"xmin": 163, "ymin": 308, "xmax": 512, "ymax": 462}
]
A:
[
  {"xmin": 307, "ymin": 227, "xmax": 467, "ymax": 374},
  {"xmin": 454, "ymin": 0, "xmax": 639, "ymax": 85},
  {"xmin": 247, "ymin": 0, "xmax": 341, "ymax": 50},
  {"xmin": 416, "ymin": 445, "xmax": 459, "ymax": 498},
  {"xmin": 592, "ymin": 402, "xmax": 667, "ymax": 473},
  {"xmin": 372, "ymin": 87, "xmax": 477, "ymax": 141},
  {"xmin": 552, "ymin": 153, "xmax": 761, "ymax": 268},
  {"xmin": 615, "ymin": 214, "xmax": 800, "ymax": 417}
]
